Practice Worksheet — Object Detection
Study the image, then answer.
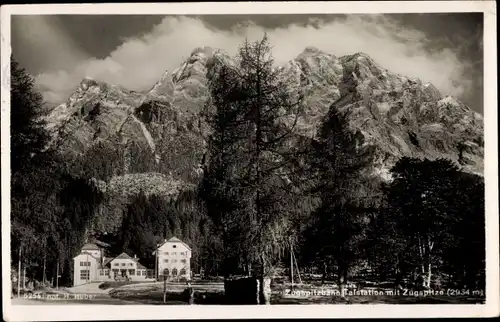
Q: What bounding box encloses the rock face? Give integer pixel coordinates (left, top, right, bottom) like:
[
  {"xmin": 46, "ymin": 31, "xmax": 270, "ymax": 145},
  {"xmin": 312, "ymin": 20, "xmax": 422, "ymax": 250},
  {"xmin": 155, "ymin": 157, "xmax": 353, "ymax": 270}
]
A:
[
  {"xmin": 45, "ymin": 77, "xmax": 147, "ymax": 154},
  {"xmin": 45, "ymin": 46, "xmax": 484, "ymax": 192}
]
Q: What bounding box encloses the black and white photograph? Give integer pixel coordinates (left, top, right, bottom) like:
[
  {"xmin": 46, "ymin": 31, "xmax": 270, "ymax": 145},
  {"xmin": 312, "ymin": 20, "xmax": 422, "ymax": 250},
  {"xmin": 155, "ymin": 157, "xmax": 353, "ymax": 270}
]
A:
[{"xmin": 1, "ymin": 1, "xmax": 498, "ymax": 320}]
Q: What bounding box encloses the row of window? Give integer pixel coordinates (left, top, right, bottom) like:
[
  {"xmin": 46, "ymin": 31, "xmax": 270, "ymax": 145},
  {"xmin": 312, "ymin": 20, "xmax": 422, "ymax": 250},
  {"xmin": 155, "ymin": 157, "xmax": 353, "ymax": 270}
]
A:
[
  {"xmin": 162, "ymin": 268, "xmax": 187, "ymax": 276},
  {"xmin": 161, "ymin": 251, "xmax": 187, "ymax": 256},
  {"xmin": 80, "ymin": 270, "xmax": 90, "ymax": 280},
  {"xmin": 163, "ymin": 259, "xmax": 186, "ymax": 263},
  {"xmin": 81, "ymin": 261, "xmax": 138, "ymax": 267},
  {"xmin": 82, "ymin": 268, "xmax": 185, "ymax": 280},
  {"xmin": 113, "ymin": 262, "xmax": 134, "ymax": 267},
  {"xmin": 97, "ymin": 269, "xmax": 148, "ymax": 276}
]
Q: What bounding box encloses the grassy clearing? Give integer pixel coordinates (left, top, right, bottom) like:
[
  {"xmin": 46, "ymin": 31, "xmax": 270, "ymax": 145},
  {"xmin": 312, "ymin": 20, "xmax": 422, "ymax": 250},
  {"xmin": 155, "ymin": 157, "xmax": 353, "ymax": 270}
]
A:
[
  {"xmin": 11, "ymin": 294, "xmax": 143, "ymax": 305},
  {"xmin": 109, "ymin": 286, "xmax": 225, "ymax": 305}
]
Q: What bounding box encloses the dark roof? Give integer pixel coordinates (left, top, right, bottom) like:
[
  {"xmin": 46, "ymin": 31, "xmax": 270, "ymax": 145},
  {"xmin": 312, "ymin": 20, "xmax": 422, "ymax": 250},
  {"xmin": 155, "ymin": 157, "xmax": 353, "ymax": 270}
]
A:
[
  {"xmin": 130, "ymin": 257, "xmax": 147, "ymax": 269},
  {"xmin": 94, "ymin": 240, "xmax": 111, "ymax": 248},
  {"xmin": 99, "ymin": 257, "xmax": 113, "ymax": 268},
  {"xmin": 81, "ymin": 243, "xmax": 100, "ymax": 251}
]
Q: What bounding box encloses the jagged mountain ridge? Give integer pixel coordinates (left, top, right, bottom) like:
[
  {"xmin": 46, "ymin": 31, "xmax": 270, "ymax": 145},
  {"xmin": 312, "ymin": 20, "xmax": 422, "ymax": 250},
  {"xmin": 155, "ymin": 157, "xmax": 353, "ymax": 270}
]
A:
[{"xmin": 45, "ymin": 46, "xmax": 484, "ymax": 192}]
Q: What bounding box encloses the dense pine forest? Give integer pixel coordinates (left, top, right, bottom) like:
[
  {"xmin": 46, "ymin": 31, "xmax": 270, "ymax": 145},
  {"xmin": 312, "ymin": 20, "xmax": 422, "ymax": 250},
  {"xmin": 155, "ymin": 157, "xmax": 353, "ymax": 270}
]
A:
[{"xmin": 10, "ymin": 36, "xmax": 485, "ymax": 293}]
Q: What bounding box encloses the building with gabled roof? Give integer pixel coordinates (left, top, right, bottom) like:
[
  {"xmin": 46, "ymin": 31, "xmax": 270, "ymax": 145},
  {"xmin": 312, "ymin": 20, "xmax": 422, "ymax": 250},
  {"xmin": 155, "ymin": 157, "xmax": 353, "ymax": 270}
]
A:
[
  {"xmin": 114, "ymin": 252, "xmax": 133, "ymax": 260},
  {"xmin": 73, "ymin": 249, "xmax": 102, "ymax": 287},
  {"xmin": 153, "ymin": 237, "xmax": 192, "ymax": 281},
  {"xmin": 154, "ymin": 236, "xmax": 192, "ymax": 251},
  {"xmin": 73, "ymin": 246, "xmax": 154, "ymax": 286}
]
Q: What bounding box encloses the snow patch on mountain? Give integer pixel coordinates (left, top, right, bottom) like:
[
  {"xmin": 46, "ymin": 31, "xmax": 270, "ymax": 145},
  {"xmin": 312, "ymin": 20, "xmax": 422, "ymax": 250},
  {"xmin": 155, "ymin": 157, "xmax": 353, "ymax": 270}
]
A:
[{"xmin": 130, "ymin": 114, "xmax": 159, "ymax": 163}]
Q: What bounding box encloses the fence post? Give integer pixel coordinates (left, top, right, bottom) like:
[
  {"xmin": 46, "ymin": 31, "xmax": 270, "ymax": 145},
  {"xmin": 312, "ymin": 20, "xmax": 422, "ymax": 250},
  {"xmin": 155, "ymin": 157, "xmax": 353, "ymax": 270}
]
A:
[
  {"xmin": 163, "ymin": 277, "xmax": 167, "ymax": 303},
  {"xmin": 259, "ymin": 276, "xmax": 271, "ymax": 305},
  {"xmin": 17, "ymin": 246, "xmax": 21, "ymax": 298},
  {"xmin": 187, "ymin": 281, "xmax": 194, "ymax": 305}
]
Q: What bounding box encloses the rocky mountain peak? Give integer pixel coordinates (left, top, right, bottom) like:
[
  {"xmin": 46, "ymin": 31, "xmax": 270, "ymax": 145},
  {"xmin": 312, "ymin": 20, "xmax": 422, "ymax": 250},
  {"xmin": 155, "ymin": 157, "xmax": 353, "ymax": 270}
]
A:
[
  {"xmin": 145, "ymin": 46, "xmax": 217, "ymax": 101},
  {"xmin": 45, "ymin": 46, "xmax": 484, "ymax": 186},
  {"xmin": 78, "ymin": 76, "xmax": 105, "ymax": 90},
  {"xmin": 190, "ymin": 46, "xmax": 215, "ymax": 59},
  {"xmin": 171, "ymin": 46, "xmax": 214, "ymax": 84}
]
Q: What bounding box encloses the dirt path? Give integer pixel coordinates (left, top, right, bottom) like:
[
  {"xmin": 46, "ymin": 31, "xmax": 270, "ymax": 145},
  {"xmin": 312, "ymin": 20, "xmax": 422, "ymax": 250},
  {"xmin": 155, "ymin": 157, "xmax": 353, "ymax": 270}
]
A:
[
  {"xmin": 10, "ymin": 282, "xmax": 135, "ymax": 305},
  {"xmin": 66, "ymin": 282, "xmax": 111, "ymax": 294},
  {"xmin": 10, "ymin": 296, "xmax": 141, "ymax": 305}
]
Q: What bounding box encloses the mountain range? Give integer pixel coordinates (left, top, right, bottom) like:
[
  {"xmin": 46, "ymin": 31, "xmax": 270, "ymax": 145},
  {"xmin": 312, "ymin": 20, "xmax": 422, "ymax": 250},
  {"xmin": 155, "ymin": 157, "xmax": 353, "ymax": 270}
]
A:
[{"xmin": 44, "ymin": 46, "xmax": 484, "ymax": 202}]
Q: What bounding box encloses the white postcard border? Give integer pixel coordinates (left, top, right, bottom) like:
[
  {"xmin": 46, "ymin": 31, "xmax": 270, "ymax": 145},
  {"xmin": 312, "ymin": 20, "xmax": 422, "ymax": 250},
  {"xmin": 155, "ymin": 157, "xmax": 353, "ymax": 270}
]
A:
[{"xmin": 1, "ymin": 2, "xmax": 498, "ymax": 321}]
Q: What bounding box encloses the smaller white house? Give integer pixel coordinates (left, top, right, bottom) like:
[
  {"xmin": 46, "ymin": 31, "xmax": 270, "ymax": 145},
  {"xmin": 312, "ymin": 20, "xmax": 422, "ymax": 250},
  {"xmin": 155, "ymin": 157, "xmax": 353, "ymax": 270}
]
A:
[
  {"xmin": 153, "ymin": 237, "xmax": 192, "ymax": 281},
  {"xmin": 73, "ymin": 243, "xmax": 154, "ymax": 287},
  {"xmin": 102, "ymin": 252, "xmax": 151, "ymax": 280}
]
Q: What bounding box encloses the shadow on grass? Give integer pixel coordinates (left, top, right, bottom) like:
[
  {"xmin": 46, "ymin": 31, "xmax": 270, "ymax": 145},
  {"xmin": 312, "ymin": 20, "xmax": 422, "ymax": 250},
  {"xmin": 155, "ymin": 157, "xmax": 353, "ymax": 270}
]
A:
[
  {"xmin": 99, "ymin": 281, "xmax": 146, "ymax": 290},
  {"xmin": 110, "ymin": 288, "xmax": 227, "ymax": 305}
]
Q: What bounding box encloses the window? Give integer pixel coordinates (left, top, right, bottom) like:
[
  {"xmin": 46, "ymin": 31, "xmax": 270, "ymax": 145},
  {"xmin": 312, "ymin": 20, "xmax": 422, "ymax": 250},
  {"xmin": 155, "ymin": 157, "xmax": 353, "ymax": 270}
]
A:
[
  {"xmin": 163, "ymin": 268, "xmax": 169, "ymax": 276},
  {"xmin": 172, "ymin": 268, "xmax": 178, "ymax": 276},
  {"xmin": 80, "ymin": 261, "xmax": 91, "ymax": 267},
  {"xmin": 180, "ymin": 268, "xmax": 186, "ymax": 275},
  {"xmin": 80, "ymin": 270, "xmax": 90, "ymax": 280},
  {"xmin": 99, "ymin": 270, "xmax": 104, "ymax": 276},
  {"xmin": 114, "ymin": 263, "xmax": 119, "ymax": 266},
  {"xmin": 173, "ymin": 245, "xmax": 177, "ymax": 248},
  {"xmin": 129, "ymin": 263, "xmax": 133, "ymax": 266},
  {"xmin": 128, "ymin": 269, "xmax": 135, "ymax": 276},
  {"xmin": 143, "ymin": 270, "xmax": 147, "ymax": 276},
  {"xmin": 172, "ymin": 252, "xmax": 176, "ymax": 256},
  {"xmin": 181, "ymin": 259, "xmax": 187, "ymax": 264},
  {"xmin": 164, "ymin": 252, "xmax": 169, "ymax": 255},
  {"xmin": 172, "ymin": 259, "xmax": 177, "ymax": 263},
  {"xmin": 121, "ymin": 263, "xmax": 126, "ymax": 266},
  {"xmin": 164, "ymin": 259, "xmax": 169, "ymax": 263}
]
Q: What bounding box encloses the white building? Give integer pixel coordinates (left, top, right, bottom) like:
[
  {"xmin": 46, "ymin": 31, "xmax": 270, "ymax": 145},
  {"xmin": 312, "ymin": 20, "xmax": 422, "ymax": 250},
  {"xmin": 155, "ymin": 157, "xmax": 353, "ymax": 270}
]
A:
[
  {"xmin": 153, "ymin": 237, "xmax": 192, "ymax": 281},
  {"xmin": 102, "ymin": 252, "xmax": 152, "ymax": 281},
  {"xmin": 72, "ymin": 243, "xmax": 154, "ymax": 287},
  {"xmin": 73, "ymin": 244, "xmax": 102, "ymax": 286}
]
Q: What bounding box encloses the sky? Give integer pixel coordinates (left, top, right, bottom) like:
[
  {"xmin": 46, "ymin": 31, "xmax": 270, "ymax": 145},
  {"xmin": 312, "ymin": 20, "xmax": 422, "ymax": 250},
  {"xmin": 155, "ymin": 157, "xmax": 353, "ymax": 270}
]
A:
[{"xmin": 11, "ymin": 14, "xmax": 483, "ymax": 113}]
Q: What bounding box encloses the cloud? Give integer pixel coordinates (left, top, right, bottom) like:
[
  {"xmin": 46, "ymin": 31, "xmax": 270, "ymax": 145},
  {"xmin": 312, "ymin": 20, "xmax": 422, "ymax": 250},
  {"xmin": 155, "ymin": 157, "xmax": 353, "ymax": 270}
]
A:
[
  {"xmin": 12, "ymin": 16, "xmax": 90, "ymax": 75},
  {"xmin": 35, "ymin": 15, "xmax": 479, "ymax": 110}
]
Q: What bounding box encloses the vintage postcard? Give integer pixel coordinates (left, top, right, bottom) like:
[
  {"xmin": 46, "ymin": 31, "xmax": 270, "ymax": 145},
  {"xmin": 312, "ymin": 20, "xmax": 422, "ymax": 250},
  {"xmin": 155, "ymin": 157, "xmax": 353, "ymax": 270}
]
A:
[{"xmin": 1, "ymin": 1, "xmax": 498, "ymax": 320}]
